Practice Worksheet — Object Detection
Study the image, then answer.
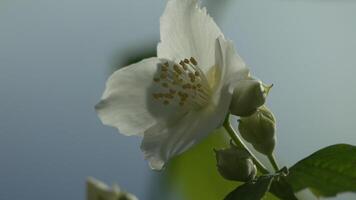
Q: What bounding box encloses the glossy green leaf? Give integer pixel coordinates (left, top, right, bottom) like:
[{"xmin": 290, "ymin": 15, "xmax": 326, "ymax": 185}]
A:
[
  {"xmin": 287, "ymin": 144, "xmax": 356, "ymax": 197},
  {"xmin": 224, "ymin": 176, "xmax": 274, "ymax": 200}
]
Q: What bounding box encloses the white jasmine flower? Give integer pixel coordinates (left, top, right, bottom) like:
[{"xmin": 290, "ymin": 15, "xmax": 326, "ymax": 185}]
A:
[
  {"xmin": 86, "ymin": 177, "xmax": 138, "ymax": 200},
  {"xmin": 95, "ymin": 0, "xmax": 250, "ymax": 170}
]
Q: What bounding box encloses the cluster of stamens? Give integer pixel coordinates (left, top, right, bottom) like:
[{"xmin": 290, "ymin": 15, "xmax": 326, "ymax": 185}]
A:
[{"xmin": 152, "ymin": 57, "xmax": 211, "ymax": 108}]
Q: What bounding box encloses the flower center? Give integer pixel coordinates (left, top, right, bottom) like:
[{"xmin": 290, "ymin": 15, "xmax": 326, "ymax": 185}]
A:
[{"xmin": 152, "ymin": 57, "xmax": 212, "ymax": 109}]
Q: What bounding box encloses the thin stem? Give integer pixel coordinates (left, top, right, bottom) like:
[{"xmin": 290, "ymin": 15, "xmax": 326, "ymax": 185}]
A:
[
  {"xmin": 223, "ymin": 115, "xmax": 269, "ymax": 174},
  {"xmin": 268, "ymin": 154, "xmax": 279, "ymax": 172}
]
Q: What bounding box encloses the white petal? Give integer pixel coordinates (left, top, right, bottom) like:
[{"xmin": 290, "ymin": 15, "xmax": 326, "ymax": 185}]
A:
[
  {"xmin": 141, "ymin": 85, "xmax": 232, "ymax": 170},
  {"xmin": 216, "ymin": 36, "xmax": 250, "ymax": 88},
  {"xmin": 95, "ymin": 58, "xmax": 183, "ymax": 136},
  {"xmin": 158, "ymin": 0, "xmax": 223, "ymax": 72},
  {"xmin": 204, "ymin": 37, "xmax": 250, "ymax": 106}
]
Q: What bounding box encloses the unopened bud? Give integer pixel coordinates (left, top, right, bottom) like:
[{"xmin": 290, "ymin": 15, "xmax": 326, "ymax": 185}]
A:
[
  {"xmin": 230, "ymin": 79, "xmax": 272, "ymax": 117},
  {"xmin": 87, "ymin": 177, "xmax": 138, "ymax": 200},
  {"xmin": 238, "ymin": 106, "xmax": 276, "ymax": 155},
  {"xmin": 215, "ymin": 145, "xmax": 257, "ymax": 182},
  {"xmin": 118, "ymin": 193, "xmax": 138, "ymax": 200}
]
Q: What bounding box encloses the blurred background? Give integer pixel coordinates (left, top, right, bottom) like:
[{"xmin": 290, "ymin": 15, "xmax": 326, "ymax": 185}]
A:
[{"xmin": 1, "ymin": 0, "xmax": 356, "ymax": 199}]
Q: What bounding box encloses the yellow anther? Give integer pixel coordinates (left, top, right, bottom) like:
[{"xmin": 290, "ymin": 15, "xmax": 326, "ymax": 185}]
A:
[
  {"xmin": 190, "ymin": 57, "xmax": 198, "ymax": 66},
  {"xmin": 179, "ymin": 61, "xmax": 186, "ymax": 69},
  {"xmin": 173, "ymin": 64, "xmax": 182, "ymax": 74},
  {"xmin": 188, "ymin": 73, "xmax": 195, "ymax": 82},
  {"xmin": 179, "ymin": 60, "xmax": 189, "ymax": 70},
  {"xmin": 152, "ymin": 57, "xmax": 210, "ymax": 108}
]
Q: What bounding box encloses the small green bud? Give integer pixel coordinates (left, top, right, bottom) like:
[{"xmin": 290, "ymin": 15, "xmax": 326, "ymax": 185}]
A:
[
  {"xmin": 238, "ymin": 106, "xmax": 276, "ymax": 155},
  {"xmin": 117, "ymin": 193, "xmax": 139, "ymax": 200},
  {"xmin": 230, "ymin": 79, "xmax": 272, "ymax": 117},
  {"xmin": 87, "ymin": 177, "xmax": 138, "ymax": 200},
  {"xmin": 215, "ymin": 145, "xmax": 257, "ymax": 182}
]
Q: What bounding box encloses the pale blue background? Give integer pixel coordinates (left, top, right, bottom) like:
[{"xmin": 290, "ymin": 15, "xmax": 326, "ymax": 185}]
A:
[{"xmin": 0, "ymin": 0, "xmax": 355, "ymax": 199}]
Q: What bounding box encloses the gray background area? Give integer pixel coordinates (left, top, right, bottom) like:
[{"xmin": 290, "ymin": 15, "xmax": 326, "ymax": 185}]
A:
[{"xmin": 0, "ymin": 0, "xmax": 355, "ymax": 199}]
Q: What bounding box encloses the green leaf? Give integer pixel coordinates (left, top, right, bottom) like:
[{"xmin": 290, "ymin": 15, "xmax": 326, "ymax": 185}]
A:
[
  {"xmin": 287, "ymin": 144, "xmax": 356, "ymax": 197},
  {"xmin": 224, "ymin": 176, "xmax": 274, "ymax": 200},
  {"xmin": 269, "ymin": 176, "xmax": 298, "ymax": 200}
]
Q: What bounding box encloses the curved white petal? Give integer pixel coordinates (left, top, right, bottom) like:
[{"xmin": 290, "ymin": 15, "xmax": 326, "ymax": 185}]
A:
[
  {"xmin": 216, "ymin": 36, "xmax": 250, "ymax": 89},
  {"xmin": 158, "ymin": 0, "xmax": 223, "ymax": 73},
  {"xmin": 204, "ymin": 37, "xmax": 250, "ymax": 107},
  {"xmin": 215, "ymin": 37, "xmax": 249, "ymax": 86},
  {"xmin": 141, "ymin": 85, "xmax": 232, "ymax": 170},
  {"xmin": 95, "ymin": 58, "xmax": 184, "ymax": 136}
]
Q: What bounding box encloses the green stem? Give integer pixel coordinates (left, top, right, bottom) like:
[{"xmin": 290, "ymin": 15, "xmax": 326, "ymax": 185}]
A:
[
  {"xmin": 268, "ymin": 154, "xmax": 279, "ymax": 172},
  {"xmin": 223, "ymin": 115, "xmax": 269, "ymax": 174}
]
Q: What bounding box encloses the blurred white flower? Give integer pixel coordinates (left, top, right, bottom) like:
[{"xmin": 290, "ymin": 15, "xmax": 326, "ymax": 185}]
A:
[
  {"xmin": 86, "ymin": 177, "xmax": 138, "ymax": 200},
  {"xmin": 95, "ymin": 0, "xmax": 250, "ymax": 170}
]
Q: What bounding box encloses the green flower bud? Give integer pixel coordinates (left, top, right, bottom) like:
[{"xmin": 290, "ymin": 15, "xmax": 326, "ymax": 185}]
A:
[
  {"xmin": 238, "ymin": 106, "xmax": 276, "ymax": 155},
  {"xmin": 87, "ymin": 177, "xmax": 138, "ymax": 200},
  {"xmin": 117, "ymin": 193, "xmax": 139, "ymax": 200},
  {"xmin": 230, "ymin": 79, "xmax": 272, "ymax": 117},
  {"xmin": 215, "ymin": 145, "xmax": 257, "ymax": 182}
]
